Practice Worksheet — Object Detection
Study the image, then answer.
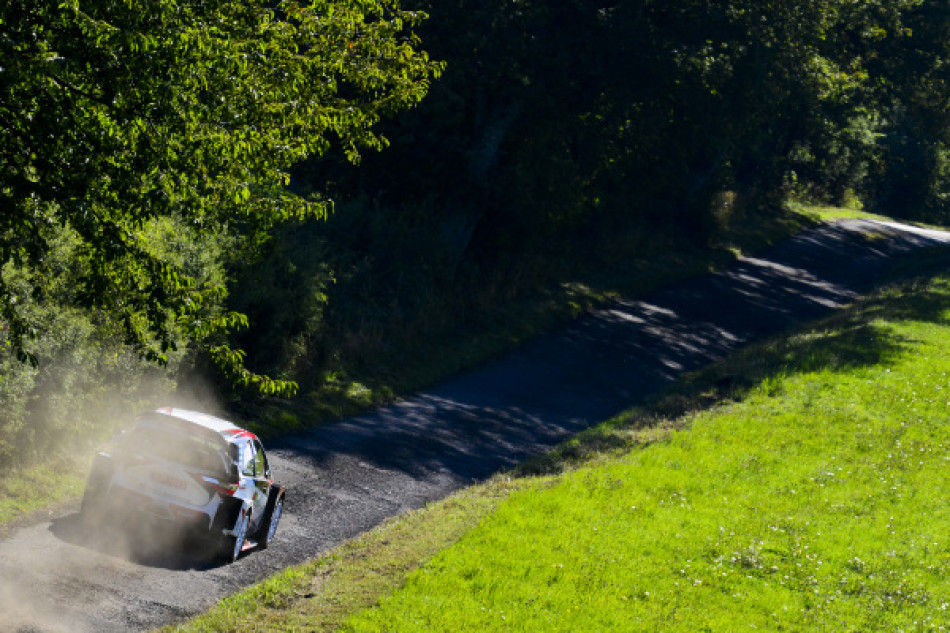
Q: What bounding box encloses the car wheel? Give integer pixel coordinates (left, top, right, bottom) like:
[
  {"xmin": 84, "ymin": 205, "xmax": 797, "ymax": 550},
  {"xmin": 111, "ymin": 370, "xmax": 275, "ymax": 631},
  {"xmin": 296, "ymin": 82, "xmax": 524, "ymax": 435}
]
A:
[
  {"xmin": 257, "ymin": 489, "xmax": 284, "ymax": 550},
  {"xmin": 220, "ymin": 508, "xmax": 250, "ymax": 563}
]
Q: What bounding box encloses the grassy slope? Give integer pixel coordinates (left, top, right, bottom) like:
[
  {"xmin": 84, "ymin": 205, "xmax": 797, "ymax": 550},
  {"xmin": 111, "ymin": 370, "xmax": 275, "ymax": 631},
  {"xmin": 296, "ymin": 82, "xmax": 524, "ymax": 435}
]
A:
[
  {"xmin": 0, "ymin": 457, "xmax": 87, "ymax": 538},
  {"xmin": 344, "ymin": 257, "xmax": 950, "ymax": 632},
  {"xmin": 167, "ymin": 211, "xmax": 950, "ymax": 632}
]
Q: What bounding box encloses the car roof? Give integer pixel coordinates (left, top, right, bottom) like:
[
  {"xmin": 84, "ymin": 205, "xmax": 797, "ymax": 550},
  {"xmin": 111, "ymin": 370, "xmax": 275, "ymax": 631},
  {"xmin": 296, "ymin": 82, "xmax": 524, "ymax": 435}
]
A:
[{"xmin": 146, "ymin": 407, "xmax": 258, "ymax": 443}]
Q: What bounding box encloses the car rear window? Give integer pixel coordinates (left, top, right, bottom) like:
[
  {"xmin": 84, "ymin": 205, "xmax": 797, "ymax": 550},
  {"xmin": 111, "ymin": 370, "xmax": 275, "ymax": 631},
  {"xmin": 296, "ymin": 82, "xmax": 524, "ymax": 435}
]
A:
[{"xmin": 118, "ymin": 424, "xmax": 228, "ymax": 475}]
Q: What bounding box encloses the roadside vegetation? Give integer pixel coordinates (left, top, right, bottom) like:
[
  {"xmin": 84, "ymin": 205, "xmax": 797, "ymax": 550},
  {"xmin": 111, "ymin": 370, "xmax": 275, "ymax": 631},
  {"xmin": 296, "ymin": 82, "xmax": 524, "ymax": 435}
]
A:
[{"xmin": 165, "ymin": 243, "xmax": 950, "ymax": 632}]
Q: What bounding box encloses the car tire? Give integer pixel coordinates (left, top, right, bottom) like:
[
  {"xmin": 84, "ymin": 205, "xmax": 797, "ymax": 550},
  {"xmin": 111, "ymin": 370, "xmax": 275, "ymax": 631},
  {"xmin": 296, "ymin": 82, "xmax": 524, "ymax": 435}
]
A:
[
  {"xmin": 220, "ymin": 507, "xmax": 250, "ymax": 563},
  {"xmin": 256, "ymin": 488, "xmax": 285, "ymax": 550}
]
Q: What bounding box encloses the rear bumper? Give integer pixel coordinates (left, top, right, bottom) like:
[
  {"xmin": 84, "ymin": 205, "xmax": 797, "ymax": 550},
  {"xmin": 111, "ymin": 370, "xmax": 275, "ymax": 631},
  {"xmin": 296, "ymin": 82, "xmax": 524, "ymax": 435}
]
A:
[{"xmin": 110, "ymin": 486, "xmax": 216, "ymax": 532}]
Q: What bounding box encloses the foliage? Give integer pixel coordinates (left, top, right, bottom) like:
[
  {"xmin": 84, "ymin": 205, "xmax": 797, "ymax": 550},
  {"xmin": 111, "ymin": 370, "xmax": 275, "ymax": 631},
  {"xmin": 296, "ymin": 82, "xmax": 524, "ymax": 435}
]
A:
[
  {"xmin": 327, "ymin": 0, "xmax": 922, "ymax": 244},
  {"xmin": 5, "ymin": 0, "xmax": 950, "ymax": 453},
  {"xmin": 227, "ymin": 219, "xmax": 333, "ymax": 386},
  {"xmin": 0, "ymin": 0, "xmax": 441, "ymax": 393},
  {"xmin": 0, "ymin": 221, "xmax": 181, "ymax": 465},
  {"xmin": 245, "ymin": 0, "xmax": 947, "ymax": 411},
  {"xmin": 865, "ymin": 0, "xmax": 950, "ymax": 219}
]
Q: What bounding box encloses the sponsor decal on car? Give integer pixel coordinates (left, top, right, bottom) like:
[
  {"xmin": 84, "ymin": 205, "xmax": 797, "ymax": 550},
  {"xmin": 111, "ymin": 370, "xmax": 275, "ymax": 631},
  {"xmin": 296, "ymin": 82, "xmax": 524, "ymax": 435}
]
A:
[
  {"xmin": 150, "ymin": 471, "xmax": 188, "ymax": 491},
  {"xmin": 222, "ymin": 429, "xmax": 259, "ymax": 441}
]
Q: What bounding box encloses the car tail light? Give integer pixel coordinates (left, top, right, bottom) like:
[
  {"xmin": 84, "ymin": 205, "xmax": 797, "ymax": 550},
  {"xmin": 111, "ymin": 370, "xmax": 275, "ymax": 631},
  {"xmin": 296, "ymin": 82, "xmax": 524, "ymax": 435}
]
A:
[{"xmin": 192, "ymin": 474, "xmax": 239, "ymax": 497}]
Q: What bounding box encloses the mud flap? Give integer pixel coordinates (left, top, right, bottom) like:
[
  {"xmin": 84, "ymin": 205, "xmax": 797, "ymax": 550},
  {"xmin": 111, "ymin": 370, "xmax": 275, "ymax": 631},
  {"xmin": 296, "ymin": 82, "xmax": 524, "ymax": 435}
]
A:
[
  {"xmin": 221, "ymin": 502, "xmax": 252, "ymax": 537},
  {"xmin": 81, "ymin": 453, "xmax": 114, "ymax": 516},
  {"xmin": 212, "ymin": 496, "xmax": 245, "ymax": 536},
  {"xmin": 215, "ymin": 500, "xmax": 253, "ymax": 563},
  {"xmin": 253, "ymin": 486, "xmax": 285, "ymax": 549}
]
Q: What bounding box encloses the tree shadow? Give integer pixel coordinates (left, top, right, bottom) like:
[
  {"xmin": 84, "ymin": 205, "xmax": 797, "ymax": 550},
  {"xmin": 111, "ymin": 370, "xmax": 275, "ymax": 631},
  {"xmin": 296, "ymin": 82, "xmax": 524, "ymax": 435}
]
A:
[
  {"xmin": 268, "ymin": 222, "xmax": 950, "ymax": 499},
  {"xmin": 515, "ymin": 247, "xmax": 950, "ymax": 476}
]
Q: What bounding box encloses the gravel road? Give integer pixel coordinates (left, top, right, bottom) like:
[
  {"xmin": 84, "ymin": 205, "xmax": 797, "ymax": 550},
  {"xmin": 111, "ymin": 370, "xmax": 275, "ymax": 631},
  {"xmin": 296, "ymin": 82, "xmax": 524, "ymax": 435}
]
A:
[{"xmin": 1, "ymin": 219, "xmax": 948, "ymax": 632}]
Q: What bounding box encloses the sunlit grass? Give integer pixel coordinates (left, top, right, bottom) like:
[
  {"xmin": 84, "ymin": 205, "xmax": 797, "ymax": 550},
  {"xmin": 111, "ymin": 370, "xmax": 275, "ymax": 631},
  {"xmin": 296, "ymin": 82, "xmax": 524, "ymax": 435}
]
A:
[
  {"xmin": 0, "ymin": 457, "xmax": 86, "ymax": 531},
  {"xmin": 788, "ymin": 200, "xmax": 950, "ymax": 232},
  {"xmin": 787, "ymin": 200, "xmax": 891, "ymax": 223}
]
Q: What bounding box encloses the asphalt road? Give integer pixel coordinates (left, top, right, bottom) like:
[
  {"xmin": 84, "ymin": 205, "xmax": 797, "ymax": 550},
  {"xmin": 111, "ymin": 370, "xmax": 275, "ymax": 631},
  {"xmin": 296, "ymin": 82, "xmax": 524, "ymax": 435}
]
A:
[{"xmin": 1, "ymin": 219, "xmax": 948, "ymax": 632}]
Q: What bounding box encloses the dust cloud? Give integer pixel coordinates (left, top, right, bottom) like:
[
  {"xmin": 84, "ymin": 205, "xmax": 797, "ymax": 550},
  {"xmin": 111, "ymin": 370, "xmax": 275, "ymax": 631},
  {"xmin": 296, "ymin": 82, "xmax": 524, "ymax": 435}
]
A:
[
  {"xmin": 0, "ymin": 522, "xmax": 123, "ymax": 633},
  {"xmin": 0, "ymin": 506, "xmax": 224, "ymax": 633},
  {"xmin": 0, "ymin": 387, "xmax": 233, "ymax": 633},
  {"xmin": 0, "ymin": 581, "xmax": 76, "ymax": 633}
]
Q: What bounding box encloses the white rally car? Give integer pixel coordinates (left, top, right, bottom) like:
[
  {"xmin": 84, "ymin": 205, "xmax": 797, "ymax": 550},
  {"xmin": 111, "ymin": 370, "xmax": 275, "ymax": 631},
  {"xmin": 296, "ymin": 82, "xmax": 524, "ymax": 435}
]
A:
[{"xmin": 81, "ymin": 407, "xmax": 285, "ymax": 563}]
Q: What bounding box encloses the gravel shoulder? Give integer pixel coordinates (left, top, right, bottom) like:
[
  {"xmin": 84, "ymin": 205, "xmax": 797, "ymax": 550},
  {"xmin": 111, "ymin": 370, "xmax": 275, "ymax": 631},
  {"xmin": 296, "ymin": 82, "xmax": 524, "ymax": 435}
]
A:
[{"xmin": 1, "ymin": 219, "xmax": 947, "ymax": 633}]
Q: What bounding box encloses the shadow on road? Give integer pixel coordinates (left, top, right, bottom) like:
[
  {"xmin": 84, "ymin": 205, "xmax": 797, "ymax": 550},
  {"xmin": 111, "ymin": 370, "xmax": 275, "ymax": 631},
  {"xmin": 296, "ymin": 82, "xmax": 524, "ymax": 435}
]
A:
[
  {"xmin": 49, "ymin": 513, "xmax": 226, "ymax": 571},
  {"xmin": 273, "ymin": 221, "xmax": 950, "ymax": 487},
  {"xmin": 516, "ymin": 239, "xmax": 950, "ymax": 475}
]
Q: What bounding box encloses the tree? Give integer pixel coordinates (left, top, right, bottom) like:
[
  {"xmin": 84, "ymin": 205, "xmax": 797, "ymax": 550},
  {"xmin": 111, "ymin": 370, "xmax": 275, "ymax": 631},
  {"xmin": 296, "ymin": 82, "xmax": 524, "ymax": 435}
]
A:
[
  {"xmin": 0, "ymin": 0, "xmax": 441, "ymax": 393},
  {"xmin": 332, "ymin": 0, "xmax": 922, "ymax": 257},
  {"xmin": 865, "ymin": 0, "xmax": 950, "ymax": 219}
]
